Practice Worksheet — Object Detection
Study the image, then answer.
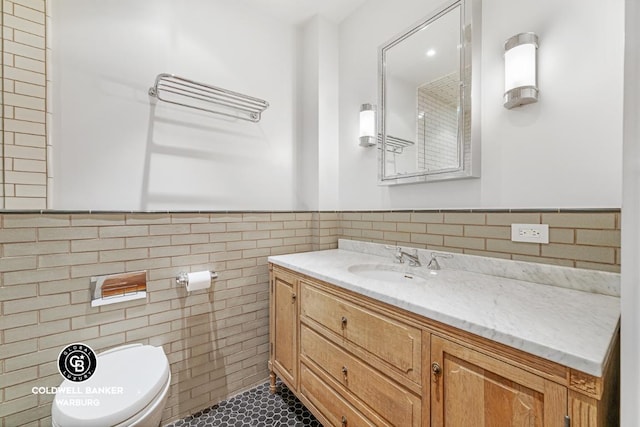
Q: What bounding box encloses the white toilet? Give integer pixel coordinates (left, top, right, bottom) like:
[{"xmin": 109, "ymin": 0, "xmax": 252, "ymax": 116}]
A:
[{"xmin": 51, "ymin": 344, "xmax": 171, "ymax": 427}]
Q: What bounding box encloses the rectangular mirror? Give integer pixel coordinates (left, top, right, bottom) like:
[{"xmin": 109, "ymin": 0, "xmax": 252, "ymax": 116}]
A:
[{"xmin": 378, "ymin": 0, "xmax": 481, "ymax": 185}]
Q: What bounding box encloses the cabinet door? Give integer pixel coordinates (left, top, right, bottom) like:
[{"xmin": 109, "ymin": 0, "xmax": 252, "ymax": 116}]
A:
[
  {"xmin": 271, "ymin": 271, "xmax": 298, "ymax": 390},
  {"xmin": 431, "ymin": 335, "xmax": 567, "ymax": 427}
]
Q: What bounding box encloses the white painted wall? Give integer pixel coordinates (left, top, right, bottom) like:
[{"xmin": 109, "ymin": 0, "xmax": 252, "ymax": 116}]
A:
[
  {"xmin": 621, "ymin": 0, "xmax": 640, "ymax": 422},
  {"xmin": 316, "ymin": 19, "xmax": 340, "ymax": 211},
  {"xmin": 51, "ymin": 0, "xmax": 298, "ymax": 210},
  {"xmin": 338, "ymin": 0, "xmax": 624, "ymax": 210},
  {"xmin": 51, "ymin": 0, "xmax": 624, "ymax": 211},
  {"xmin": 296, "ymin": 19, "xmax": 320, "ymax": 210},
  {"xmin": 296, "ymin": 16, "xmax": 340, "ymax": 210}
]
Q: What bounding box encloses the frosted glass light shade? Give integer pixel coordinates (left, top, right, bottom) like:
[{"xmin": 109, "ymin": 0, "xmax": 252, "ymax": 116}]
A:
[
  {"xmin": 359, "ymin": 104, "xmax": 376, "ymax": 147},
  {"xmin": 504, "ymin": 33, "xmax": 538, "ymax": 109}
]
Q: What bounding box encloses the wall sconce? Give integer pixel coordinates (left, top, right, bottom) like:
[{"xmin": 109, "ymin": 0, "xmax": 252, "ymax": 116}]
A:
[
  {"xmin": 359, "ymin": 103, "xmax": 376, "ymax": 147},
  {"xmin": 504, "ymin": 33, "xmax": 538, "ymax": 109}
]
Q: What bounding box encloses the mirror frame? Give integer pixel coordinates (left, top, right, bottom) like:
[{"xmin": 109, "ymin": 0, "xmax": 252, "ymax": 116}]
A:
[{"xmin": 378, "ymin": 0, "xmax": 481, "ymax": 185}]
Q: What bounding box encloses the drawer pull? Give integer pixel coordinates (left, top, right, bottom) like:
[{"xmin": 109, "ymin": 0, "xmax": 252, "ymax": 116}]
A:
[
  {"xmin": 341, "ymin": 316, "xmax": 348, "ymax": 329},
  {"xmin": 341, "ymin": 366, "xmax": 348, "ymax": 382},
  {"xmin": 341, "ymin": 415, "xmax": 348, "ymax": 427}
]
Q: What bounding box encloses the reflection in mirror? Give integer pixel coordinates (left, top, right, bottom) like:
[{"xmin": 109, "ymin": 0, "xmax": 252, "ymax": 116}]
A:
[{"xmin": 379, "ymin": 0, "xmax": 480, "ymax": 185}]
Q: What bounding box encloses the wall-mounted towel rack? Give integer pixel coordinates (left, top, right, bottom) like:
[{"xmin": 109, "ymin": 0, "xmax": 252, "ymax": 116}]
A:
[
  {"xmin": 148, "ymin": 73, "xmax": 269, "ymax": 122},
  {"xmin": 378, "ymin": 134, "xmax": 415, "ymax": 154}
]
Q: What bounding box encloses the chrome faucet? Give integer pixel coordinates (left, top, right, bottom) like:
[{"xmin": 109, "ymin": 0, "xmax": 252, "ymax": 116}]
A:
[
  {"xmin": 386, "ymin": 246, "xmax": 422, "ymax": 267},
  {"xmin": 427, "ymin": 252, "xmax": 453, "ymax": 270}
]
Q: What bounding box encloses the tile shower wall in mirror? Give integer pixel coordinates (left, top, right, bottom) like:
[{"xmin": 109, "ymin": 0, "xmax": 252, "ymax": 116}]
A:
[{"xmin": 417, "ymin": 72, "xmax": 469, "ymax": 172}]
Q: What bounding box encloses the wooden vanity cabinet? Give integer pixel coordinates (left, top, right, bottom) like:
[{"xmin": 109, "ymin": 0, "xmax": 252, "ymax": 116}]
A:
[{"xmin": 268, "ymin": 264, "xmax": 619, "ymax": 427}]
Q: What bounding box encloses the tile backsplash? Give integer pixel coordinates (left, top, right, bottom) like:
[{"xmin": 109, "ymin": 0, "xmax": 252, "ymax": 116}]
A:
[
  {"xmin": 341, "ymin": 210, "xmax": 621, "ymax": 272},
  {"xmin": 0, "ymin": 209, "xmax": 620, "ymax": 426}
]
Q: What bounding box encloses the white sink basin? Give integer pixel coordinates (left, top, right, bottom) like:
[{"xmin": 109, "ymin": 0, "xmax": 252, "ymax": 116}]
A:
[{"xmin": 347, "ymin": 263, "xmax": 431, "ymax": 284}]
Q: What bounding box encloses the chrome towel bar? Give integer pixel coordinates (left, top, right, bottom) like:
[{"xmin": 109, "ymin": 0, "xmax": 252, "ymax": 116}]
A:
[{"xmin": 148, "ymin": 73, "xmax": 269, "ymax": 122}]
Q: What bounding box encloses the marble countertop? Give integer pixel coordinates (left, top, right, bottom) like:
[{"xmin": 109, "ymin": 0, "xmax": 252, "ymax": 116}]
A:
[{"xmin": 268, "ymin": 242, "xmax": 620, "ymax": 377}]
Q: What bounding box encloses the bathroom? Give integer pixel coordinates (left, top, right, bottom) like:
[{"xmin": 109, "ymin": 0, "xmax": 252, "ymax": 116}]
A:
[{"xmin": 0, "ymin": 0, "xmax": 637, "ymax": 425}]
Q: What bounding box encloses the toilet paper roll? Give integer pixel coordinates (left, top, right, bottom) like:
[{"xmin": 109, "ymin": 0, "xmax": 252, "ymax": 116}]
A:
[{"xmin": 185, "ymin": 271, "xmax": 211, "ymax": 292}]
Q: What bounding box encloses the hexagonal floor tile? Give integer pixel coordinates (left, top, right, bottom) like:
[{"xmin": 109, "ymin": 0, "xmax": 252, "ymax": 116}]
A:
[{"xmin": 164, "ymin": 380, "xmax": 321, "ymax": 427}]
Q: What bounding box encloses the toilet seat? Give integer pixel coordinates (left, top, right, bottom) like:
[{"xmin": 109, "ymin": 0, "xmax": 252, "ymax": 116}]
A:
[
  {"xmin": 52, "ymin": 344, "xmax": 170, "ymax": 427},
  {"xmin": 111, "ymin": 374, "xmax": 171, "ymax": 427}
]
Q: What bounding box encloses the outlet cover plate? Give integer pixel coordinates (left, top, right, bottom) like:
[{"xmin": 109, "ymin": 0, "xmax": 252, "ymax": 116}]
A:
[{"xmin": 511, "ymin": 224, "xmax": 549, "ymax": 244}]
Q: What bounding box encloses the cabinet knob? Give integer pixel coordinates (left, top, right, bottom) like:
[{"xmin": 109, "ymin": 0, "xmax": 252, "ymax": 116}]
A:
[
  {"xmin": 341, "ymin": 316, "xmax": 347, "ymax": 329},
  {"xmin": 341, "ymin": 415, "xmax": 347, "ymax": 427},
  {"xmin": 291, "ymin": 293, "xmax": 297, "ymax": 302},
  {"xmin": 432, "ymin": 361, "xmax": 442, "ymax": 375},
  {"xmin": 432, "ymin": 361, "xmax": 442, "ymax": 383},
  {"xmin": 341, "ymin": 366, "xmax": 348, "ymax": 382}
]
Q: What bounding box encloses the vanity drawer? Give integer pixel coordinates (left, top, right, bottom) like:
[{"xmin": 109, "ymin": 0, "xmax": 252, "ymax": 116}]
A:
[
  {"xmin": 300, "ymin": 363, "xmax": 375, "ymax": 427},
  {"xmin": 301, "ymin": 324, "xmax": 421, "ymax": 427},
  {"xmin": 300, "ymin": 280, "xmax": 421, "ymax": 385}
]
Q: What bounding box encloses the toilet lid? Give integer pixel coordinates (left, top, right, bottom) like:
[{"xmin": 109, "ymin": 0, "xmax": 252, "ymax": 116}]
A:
[{"xmin": 52, "ymin": 344, "xmax": 170, "ymax": 427}]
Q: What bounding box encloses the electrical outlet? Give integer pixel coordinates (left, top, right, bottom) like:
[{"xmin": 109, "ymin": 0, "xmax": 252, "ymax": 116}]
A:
[{"xmin": 511, "ymin": 224, "xmax": 549, "ymax": 244}]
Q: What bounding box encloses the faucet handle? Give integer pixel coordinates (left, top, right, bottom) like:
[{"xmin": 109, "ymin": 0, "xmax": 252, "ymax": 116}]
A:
[{"xmin": 427, "ymin": 252, "xmax": 453, "ymax": 270}]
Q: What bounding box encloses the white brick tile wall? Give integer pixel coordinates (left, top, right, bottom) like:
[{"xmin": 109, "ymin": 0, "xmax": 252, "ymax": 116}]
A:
[
  {"xmin": 0, "ymin": 211, "xmax": 337, "ymax": 425},
  {"xmin": 2, "ymin": 0, "xmax": 47, "ymax": 209}
]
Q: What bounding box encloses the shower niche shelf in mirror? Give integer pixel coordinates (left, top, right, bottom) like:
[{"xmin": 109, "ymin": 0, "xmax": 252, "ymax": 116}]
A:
[{"xmin": 378, "ymin": 0, "xmax": 481, "ymax": 185}]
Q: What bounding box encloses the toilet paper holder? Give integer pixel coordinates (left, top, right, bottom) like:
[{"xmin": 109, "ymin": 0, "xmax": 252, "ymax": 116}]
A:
[{"xmin": 176, "ymin": 271, "xmax": 218, "ymax": 286}]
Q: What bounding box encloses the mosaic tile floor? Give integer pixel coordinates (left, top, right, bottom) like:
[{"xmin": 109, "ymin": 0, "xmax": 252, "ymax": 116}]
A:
[{"xmin": 165, "ymin": 380, "xmax": 321, "ymax": 427}]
